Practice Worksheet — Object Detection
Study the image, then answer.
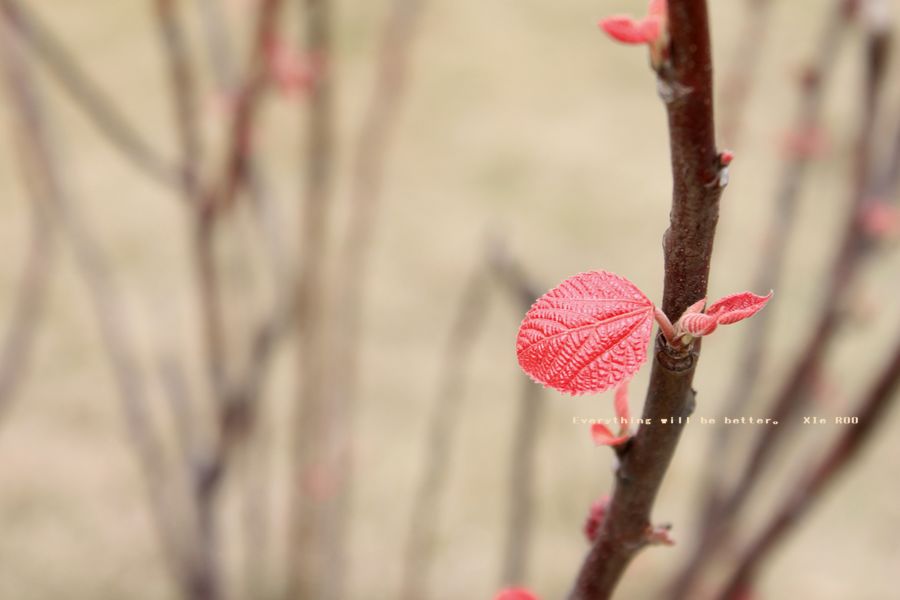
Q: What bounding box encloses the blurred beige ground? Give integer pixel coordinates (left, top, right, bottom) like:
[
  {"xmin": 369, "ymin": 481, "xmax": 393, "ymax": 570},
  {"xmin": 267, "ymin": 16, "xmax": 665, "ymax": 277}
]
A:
[{"xmin": 2, "ymin": 1, "xmax": 900, "ymax": 599}]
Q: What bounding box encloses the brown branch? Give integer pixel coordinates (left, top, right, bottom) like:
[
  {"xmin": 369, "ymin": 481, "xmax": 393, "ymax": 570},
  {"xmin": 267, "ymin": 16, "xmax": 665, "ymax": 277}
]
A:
[
  {"xmin": 153, "ymin": 2, "xmax": 289, "ymax": 597},
  {"xmin": 152, "ymin": 3, "xmax": 227, "ymax": 594},
  {"xmin": 196, "ymin": 0, "xmax": 237, "ymax": 88},
  {"xmin": 0, "ymin": 9, "xmax": 191, "ymax": 593},
  {"xmin": 715, "ymin": 331, "xmax": 900, "ymax": 599},
  {"xmin": 0, "ymin": 0, "xmax": 179, "ymax": 188},
  {"xmin": 194, "ymin": 0, "xmax": 290, "ymax": 287},
  {"xmin": 487, "ymin": 242, "xmax": 544, "ymax": 586},
  {"xmin": 207, "ymin": 0, "xmax": 284, "ymax": 216},
  {"xmin": 399, "ymin": 264, "xmax": 492, "ymax": 600},
  {"xmin": 318, "ymin": 0, "xmax": 428, "ymax": 594},
  {"xmin": 694, "ymin": 0, "xmax": 852, "ymax": 553},
  {"xmin": 719, "ymin": 0, "xmax": 771, "ymax": 147},
  {"xmin": 673, "ymin": 12, "xmax": 891, "ymax": 597},
  {"xmin": 288, "ymin": 0, "xmax": 335, "ymax": 596},
  {"xmin": 154, "ymin": 0, "xmax": 204, "ymax": 199},
  {"xmin": 0, "ymin": 186, "xmax": 54, "ymax": 423},
  {"xmin": 569, "ymin": 1, "xmax": 726, "ymax": 597}
]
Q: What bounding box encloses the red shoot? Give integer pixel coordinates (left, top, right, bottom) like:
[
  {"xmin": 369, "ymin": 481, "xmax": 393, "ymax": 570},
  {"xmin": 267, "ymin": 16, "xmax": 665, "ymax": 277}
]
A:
[
  {"xmin": 495, "ymin": 588, "xmax": 539, "ymax": 600},
  {"xmin": 517, "ymin": 271, "xmax": 654, "ymax": 395},
  {"xmin": 598, "ymin": 0, "xmax": 668, "ymax": 67},
  {"xmin": 673, "ymin": 291, "xmax": 772, "ymax": 341},
  {"xmin": 584, "ymin": 495, "xmax": 611, "ymax": 543},
  {"xmin": 781, "ymin": 126, "xmax": 829, "ymax": 159},
  {"xmin": 860, "ymin": 200, "xmax": 900, "ymax": 240},
  {"xmin": 590, "ymin": 383, "xmax": 632, "ymax": 447},
  {"xmin": 705, "ymin": 291, "xmax": 773, "ymax": 325},
  {"xmin": 264, "ymin": 36, "xmax": 317, "ymax": 99}
]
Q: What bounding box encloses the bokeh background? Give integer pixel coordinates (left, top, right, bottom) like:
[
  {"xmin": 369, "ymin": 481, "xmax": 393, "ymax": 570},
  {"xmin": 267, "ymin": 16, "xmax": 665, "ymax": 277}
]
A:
[{"xmin": 2, "ymin": 1, "xmax": 900, "ymax": 599}]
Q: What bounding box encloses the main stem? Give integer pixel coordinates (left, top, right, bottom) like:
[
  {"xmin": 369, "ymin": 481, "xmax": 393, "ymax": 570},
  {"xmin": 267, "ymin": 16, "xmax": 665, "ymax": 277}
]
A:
[{"xmin": 569, "ymin": 0, "xmax": 723, "ymax": 597}]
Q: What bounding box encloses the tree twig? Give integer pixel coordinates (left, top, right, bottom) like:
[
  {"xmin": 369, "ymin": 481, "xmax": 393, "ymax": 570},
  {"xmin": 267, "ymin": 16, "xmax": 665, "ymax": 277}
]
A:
[
  {"xmin": 399, "ymin": 264, "xmax": 492, "ymax": 600},
  {"xmin": 0, "ymin": 9, "xmax": 191, "ymax": 593},
  {"xmin": 320, "ymin": 0, "xmax": 428, "ymax": 594},
  {"xmin": 289, "ymin": 0, "xmax": 335, "ymax": 596},
  {"xmin": 673, "ymin": 11, "xmax": 892, "ymax": 597},
  {"xmin": 0, "ymin": 183, "xmax": 54, "ymax": 423},
  {"xmin": 719, "ymin": 0, "xmax": 771, "ymax": 147},
  {"xmin": 487, "ymin": 241, "xmax": 544, "ymax": 586},
  {"xmin": 695, "ymin": 0, "xmax": 852, "ymax": 549},
  {"xmin": 569, "ymin": 1, "xmax": 727, "ymax": 597},
  {"xmin": 0, "ymin": 0, "xmax": 179, "ymax": 188},
  {"xmin": 715, "ymin": 330, "xmax": 900, "ymax": 599}
]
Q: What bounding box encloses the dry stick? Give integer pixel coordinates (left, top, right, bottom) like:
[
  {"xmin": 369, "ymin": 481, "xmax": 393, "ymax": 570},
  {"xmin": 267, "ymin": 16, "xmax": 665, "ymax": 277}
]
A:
[
  {"xmin": 192, "ymin": 1, "xmax": 290, "ymax": 594},
  {"xmin": 155, "ymin": 0, "xmax": 204, "ymax": 197},
  {"xmin": 487, "ymin": 244, "xmax": 543, "ymax": 586},
  {"xmin": 158, "ymin": 2, "xmax": 290, "ymax": 598},
  {"xmin": 719, "ymin": 0, "xmax": 771, "ymax": 147},
  {"xmin": 289, "ymin": 0, "xmax": 335, "ymax": 597},
  {"xmin": 195, "ymin": 0, "xmax": 290, "ymax": 286},
  {"xmin": 197, "ymin": 0, "xmax": 237, "ymax": 86},
  {"xmin": 715, "ymin": 332, "xmax": 900, "ymax": 599},
  {"xmin": 672, "ymin": 16, "xmax": 892, "ymax": 600},
  {"xmin": 322, "ymin": 0, "xmax": 427, "ymax": 596},
  {"xmin": 0, "ymin": 11, "xmax": 192, "ymax": 594},
  {"xmin": 696, "ymin": 0, "xmax": 851, "ymax": 541},
  {"xmin": 152, "ymin": 3, "xmax": 226, "ymax": 597},
  {"xmin": 569, "ymin": 1, "xmax": 727, "ymax": 597},
  {"xmin": 0, "ymin": 189, "xmax": 54, "ymax": 422},
  {"xmin": 0, "ymin": 0, "xmax": 178, "ymax": 188},
  {"xmin": 399, "ymin": 266, "xmax": 493, "ymax": 600}
]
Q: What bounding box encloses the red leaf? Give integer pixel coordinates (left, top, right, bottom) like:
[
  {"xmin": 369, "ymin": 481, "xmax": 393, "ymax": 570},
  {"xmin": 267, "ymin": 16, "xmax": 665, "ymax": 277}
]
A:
[
  {"xmin": 706, "ymin": 291, "xmax": 773, "ymax": 325},
  {"xmin": 495, "ymin": 588, "xmax": 539, "ymax": 600},
  {"xmin": 599, "ymin": 16, "xmax": 650, "ymax": 44},
  {"xmin": 517, "ymin": 271, "xmax": 654, "ymax": 395},
  {"xmin": 678, "ymin": 312, "xmax": 718, "ymax": 337},
  {"xmin": 591, "ymin": 423, "xmax": 630, "ymax": 447}
]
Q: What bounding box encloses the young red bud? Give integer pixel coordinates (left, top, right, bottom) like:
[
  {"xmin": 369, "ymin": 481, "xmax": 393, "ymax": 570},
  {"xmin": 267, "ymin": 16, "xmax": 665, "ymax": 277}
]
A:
[
  {"xmin": 705, "ymin": 291, "xmax": 773, "ymax": 325},
  {"xmin": 720, "ymin": 150, "xmax": 735, "ymax": 166},
  {"xmin": 598, "ymin": 0, "xmax": 668, "ymax": 67},
  {"xmin": 495, "ymin": 588, "xmax": 539, "ymax": 600},
  {"xmin": 645, "ymin": 523, "xmax": 675, "ymax": 546},
  {"xmin": 591, "ymin": 423, "xmax": 630, "ymax": 447},
  {"xmin": 599, "ymin": 16, "xmax": 653, "ymax": 44},
  {"xmin": 584, "ymin": 495, "xmax": 611, "ymax": 543},
  {"xmin": 781, "ymin": 126, "xmax": 829, "ymax": 159},
  {"xmin": 678, "ymin": 312, "xmax": 718, "ymax": 337},
  {"xmin": 859, "ymin": 200, "xmax": 900, "ymax": 240}
]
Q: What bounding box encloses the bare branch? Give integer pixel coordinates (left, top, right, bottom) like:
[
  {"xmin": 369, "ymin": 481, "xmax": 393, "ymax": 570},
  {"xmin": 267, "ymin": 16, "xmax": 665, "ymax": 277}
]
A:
[
  {"xmin": 0, "ymin": 0, "xmax": 179, "ymax": 188},
  {"xmin": 715, "ymin": 331, "xmax": 900, "ymax": 599},
  {"xmin": 154, "ymin": 0, "xmax": 204, "ymax": 200},
  {"xmin": 316, "ymin": 0, "xmax": 428, "ymax": 593},
  {"xmin": 484, "ymin": 237, "xmax": 544, "ymax": 585},
  {"xmin": 719, "ymin": 0, "xmax": 771, "ymax": 146},
  {"xmin": 0, "ymin": 8, "xmax": 191, "ymax": 592},
  {"xmin": 673, "ymin": 11, "xmax": 892, "ymax": 597},
  {"xmin": 694, "ymin": 0, "xmax": 852, "ymax": 554},
  {"xmin": 399, "ymin": 264, "xmax": 492, "ymax": 600},
  {"xmin": 287, "ymin": 1, "xmax": 336, "ymax": 598},
  {"xmin": 0, "ymin": 188, "xmax": 54, "ymax": 423}
]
